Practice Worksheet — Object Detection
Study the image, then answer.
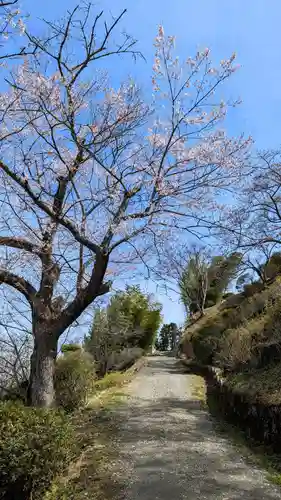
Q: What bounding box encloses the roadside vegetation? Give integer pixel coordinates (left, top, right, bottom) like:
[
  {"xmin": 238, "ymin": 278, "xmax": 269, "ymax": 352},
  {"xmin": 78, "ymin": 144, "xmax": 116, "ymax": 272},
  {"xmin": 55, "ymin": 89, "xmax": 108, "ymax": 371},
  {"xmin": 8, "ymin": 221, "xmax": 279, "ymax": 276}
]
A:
[
  {"xmin": 180, "ymin": 253, "xmax": 281, "ymax": 487},
  {"xmin": 1, "ymin": 286, "xmax": 156, "ymax": 499},
  {"xmin": 2, "ymin": 0, "xmax": 281, "ymax": 498}
]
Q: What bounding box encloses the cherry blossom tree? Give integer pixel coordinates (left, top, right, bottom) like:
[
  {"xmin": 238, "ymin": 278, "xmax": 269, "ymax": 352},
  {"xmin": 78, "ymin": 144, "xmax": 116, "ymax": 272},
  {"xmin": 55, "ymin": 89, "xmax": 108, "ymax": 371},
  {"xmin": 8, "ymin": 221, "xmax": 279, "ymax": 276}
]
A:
[
  {"xmin": 0, "ymin": 4, "xmax": 251, "ymax": 407},
  {"xmin": 219, "ymin": 150, "xmax": 281, "ymax": 257},
  {"xmin": 0, "ymin": 0, "xmax": 30, "ymax": 57}
]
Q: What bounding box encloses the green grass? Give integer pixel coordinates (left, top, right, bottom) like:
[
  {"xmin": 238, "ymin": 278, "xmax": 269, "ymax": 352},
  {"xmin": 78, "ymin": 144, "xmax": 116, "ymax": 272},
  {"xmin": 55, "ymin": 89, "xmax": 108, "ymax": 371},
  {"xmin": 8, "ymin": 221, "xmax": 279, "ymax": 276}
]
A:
[{"xmin": 93, "ymin": 371, "xmax": 127, "ymax": 392}]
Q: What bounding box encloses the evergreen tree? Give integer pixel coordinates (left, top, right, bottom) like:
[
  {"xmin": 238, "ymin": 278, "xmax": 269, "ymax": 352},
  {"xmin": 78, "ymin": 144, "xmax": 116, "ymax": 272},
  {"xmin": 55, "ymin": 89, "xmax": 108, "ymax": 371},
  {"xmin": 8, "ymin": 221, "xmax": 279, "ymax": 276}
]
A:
[
  {"xmin": 157, "ymin": 323, "xmax": 180, "ymax": 351},
  {"xmin": 180, "ymin": 252, "xmax": 242, "ymax": 315},
  {"xmin": 85, "ymin": 286, "xmax": 162, "ymax": 374}
]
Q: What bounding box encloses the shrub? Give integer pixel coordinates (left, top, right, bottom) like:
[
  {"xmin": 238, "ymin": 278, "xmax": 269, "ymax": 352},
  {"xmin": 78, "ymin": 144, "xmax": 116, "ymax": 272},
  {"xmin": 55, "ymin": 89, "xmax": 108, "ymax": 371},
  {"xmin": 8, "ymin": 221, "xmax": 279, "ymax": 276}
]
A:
[
  {"xmin": 106, "ymin": 347, "xmax": 143, "ymax": 372},
  {"xmin": 243, "ymin": 281, "xmax": 264, "ymax": 298},
  {"xmin": 197, "ymin": 318, "xmax": 226, "ymax": 338},
  {"xmin": 240, "ymin": 294, "xmax": 267, "ymax": 320},
  {"xmin": 241, "ymin": 314, "xmax": 268, "ymax": 342},
  {"xmin": 220, "ymin": 307, "xmax": 243, "ymax": 329},
  {"xmin": 262, "ymin": 297, "xmax": 281, "ymax": 338},
  {"xmin": 189, "ymin": 279, "xmax": 281, "ymax": 370},
  {"xmin": 192, "ymin": 334, "xmax": 219, "ymax": 365},
  {"xmin": 220, "ymin": 292, "xmax": 245, "ymax": 309},
  {"xmin": 0, "ymin": 401, "xmax": 74, "ymax": 500},
  {"xmin": 55, "ymin": 350, "xmax": 95, "ymax": 411},
  {"xmin": 94, "ymin": 371, "xmax": 125, "ymax": 391},
  {"xmin": 191, "ymin": 299, "xmax": 261, "ymax": 365},
  {"xmin": 190, "ymin": 313, "xmax": 232, "ymax": 364},
  {"xmin": 61, "ymin": 343, "xmax": 82, "ymax": 354},
  {"xmin": 214, "ymin": 326, "xmax": 253, "ymax": 370}
]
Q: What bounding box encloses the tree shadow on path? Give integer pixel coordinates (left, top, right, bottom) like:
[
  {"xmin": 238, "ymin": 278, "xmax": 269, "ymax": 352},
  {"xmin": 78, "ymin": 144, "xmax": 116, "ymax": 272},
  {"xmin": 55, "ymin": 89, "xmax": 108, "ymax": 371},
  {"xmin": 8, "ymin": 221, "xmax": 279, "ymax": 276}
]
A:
[
  {"xmin": 62, "ymin": 357, "xmax": 281, "ymax": 500},
  {"xmin": 107, "ymin": 357, "xmax": 281, "ymax": 500}
]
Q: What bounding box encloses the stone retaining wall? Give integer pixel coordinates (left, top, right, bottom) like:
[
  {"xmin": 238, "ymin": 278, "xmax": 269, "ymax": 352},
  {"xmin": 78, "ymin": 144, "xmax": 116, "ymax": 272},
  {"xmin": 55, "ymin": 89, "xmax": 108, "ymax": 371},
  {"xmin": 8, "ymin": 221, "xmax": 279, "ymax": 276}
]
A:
[{"xmin": 182, "ymin": 360, "xmax": 281, "ymax": 452}]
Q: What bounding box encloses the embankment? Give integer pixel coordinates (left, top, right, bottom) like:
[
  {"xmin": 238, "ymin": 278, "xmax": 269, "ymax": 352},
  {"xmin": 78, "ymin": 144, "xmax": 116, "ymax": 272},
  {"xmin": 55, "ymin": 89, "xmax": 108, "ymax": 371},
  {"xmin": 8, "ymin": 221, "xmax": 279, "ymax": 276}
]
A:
[{"xmin": 182, "ymin": 359, "xmax": 281, "ymax": 452}]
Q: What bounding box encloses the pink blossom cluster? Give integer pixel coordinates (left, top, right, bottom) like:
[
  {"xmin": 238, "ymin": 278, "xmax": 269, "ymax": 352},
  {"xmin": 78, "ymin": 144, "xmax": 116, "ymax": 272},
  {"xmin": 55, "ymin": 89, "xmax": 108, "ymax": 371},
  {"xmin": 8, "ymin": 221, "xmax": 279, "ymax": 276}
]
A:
[{"xmin": 0, "ymin": 21, "xmax": 254, "ymax": 255}]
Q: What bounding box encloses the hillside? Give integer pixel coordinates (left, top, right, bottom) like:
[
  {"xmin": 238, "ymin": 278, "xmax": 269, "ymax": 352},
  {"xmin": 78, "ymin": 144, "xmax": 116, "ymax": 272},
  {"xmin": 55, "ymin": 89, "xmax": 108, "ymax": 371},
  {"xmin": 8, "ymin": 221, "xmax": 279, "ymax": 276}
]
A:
[{"xmin": 180, "ymin": 277, "xmax": 281, "ymax": 404}]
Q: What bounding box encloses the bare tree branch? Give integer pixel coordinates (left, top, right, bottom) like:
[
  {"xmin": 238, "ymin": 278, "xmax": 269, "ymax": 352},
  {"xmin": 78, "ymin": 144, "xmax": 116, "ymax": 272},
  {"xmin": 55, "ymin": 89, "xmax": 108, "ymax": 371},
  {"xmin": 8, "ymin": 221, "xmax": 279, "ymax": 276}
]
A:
[
  {"xmin": 0, "ymin": 236, "xmax": 42, "ymax": 255},
  {"xmin": 0, "ymin": 269, "xmax": 36, "ymax": 303}
]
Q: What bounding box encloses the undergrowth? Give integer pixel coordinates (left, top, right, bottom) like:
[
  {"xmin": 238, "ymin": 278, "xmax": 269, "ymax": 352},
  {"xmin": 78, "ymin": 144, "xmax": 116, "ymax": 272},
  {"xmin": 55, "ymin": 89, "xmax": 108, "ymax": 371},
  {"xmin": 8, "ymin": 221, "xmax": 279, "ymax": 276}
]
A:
[{"xmin": 45, "ymin": 358, "xmax": 146, "ymax": 500}]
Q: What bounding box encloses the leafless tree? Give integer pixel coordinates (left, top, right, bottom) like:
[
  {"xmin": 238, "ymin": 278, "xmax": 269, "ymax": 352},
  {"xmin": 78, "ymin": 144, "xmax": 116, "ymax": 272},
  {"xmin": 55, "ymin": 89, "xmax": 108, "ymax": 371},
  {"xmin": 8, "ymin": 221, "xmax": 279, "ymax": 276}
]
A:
[
  {"xmin": 0, "ymin": 5, "xmax": 251, "ymax": 406},
  {"xmin": 221, "ymin": 150, "xmax": 281, "ymax": 264},
  {"xmin": 0, "ymin": 0, "xmax": 37, "ymax": 60},
  {"xmin": 232, "ymin": 151, "xmax": 281, "ymax": 244},
  {"xmin": 236, "ymin": 243, "xmax": 281, "ymax": 286},
  {"xmin": 0, "ymin": 304, "xmax": 32, "ymax": 398}
]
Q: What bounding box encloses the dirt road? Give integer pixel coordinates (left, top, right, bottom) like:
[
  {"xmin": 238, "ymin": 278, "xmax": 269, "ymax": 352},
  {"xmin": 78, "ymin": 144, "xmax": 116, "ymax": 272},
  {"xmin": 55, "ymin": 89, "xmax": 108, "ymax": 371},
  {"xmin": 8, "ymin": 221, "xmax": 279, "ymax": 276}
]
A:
[{"xmin": 111, "ymin": 355, "xmax": 281, "ymax": 499}]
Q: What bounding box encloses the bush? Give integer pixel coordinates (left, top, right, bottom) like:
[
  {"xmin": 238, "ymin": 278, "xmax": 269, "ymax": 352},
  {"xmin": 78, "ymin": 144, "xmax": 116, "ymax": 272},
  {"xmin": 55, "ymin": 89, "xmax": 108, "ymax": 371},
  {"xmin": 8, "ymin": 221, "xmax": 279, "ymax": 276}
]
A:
[
  {"xmin": 55, "ymin": 350, "xmax": 95, "ymax": 411},
  {"xmin": 190, "ymin": 312, "xmax": 232, "ymax": 364},
  {"xmin": 220, "ymin": 307, "xmax": 243, "ymax": 329},
  {"xmin": 239, "ymin": 294, "xmax": 267, "ymax": 321},
  {"xmin": 190, "ymin": 298, "xmax": 264, "ymax": 365},
  {"xmin": 222, "ymin": 292, "xmax": 234, "ymax": 300},
  {"xmin": 263, "ymin": 298, "xmax": 281, "ymax": 340},
  {"xmin": 189, "ymin": 279, "xmax": 281, "ymax": 370},
  {"xmin": 214, "ymin": 326, "xmax": 253, "ymax": 370},
  {"xmin": 61, "ymin": 343, "xmax": 82, "ymax": 354},
  {"xmin": 192, "ymin": 334, "xmax": 219, "ymax": 365},
  {"xmin": 106, "ymin": 347, "xmax": 143, "ymax": 372},
  {"xmin": 94, "ymin": 371, "xmax": 125, "ymax": 391},
  {"xmin": 243, "ymin": 281, "xmax": 264, "ymax": 298},
  {"xmin": 0, "ymin": 401, "xmax": 74, "ymax": 500},
  {"xmin": 220, "ymin": 292, "xmax": 245, "ymax": 309}
]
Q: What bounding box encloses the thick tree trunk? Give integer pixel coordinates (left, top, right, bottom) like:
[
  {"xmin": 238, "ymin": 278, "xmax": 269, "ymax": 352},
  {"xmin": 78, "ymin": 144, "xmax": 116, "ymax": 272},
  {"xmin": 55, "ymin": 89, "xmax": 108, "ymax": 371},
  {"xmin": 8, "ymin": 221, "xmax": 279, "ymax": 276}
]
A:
[
  {"xmin": 29, "ymin": 325, "xmax": 58, "ymax": 408},
  {"xmin": 27, "ymin": 253, "xmax": 108, "ymax": 408}
]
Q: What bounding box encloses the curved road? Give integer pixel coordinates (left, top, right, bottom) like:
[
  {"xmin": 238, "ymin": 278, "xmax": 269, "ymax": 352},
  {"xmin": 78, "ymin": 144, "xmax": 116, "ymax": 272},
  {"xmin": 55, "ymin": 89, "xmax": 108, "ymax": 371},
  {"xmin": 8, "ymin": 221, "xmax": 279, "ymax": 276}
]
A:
[{"xmin": 111, "ymin": 356, "xmax": 281, "ymax": 500}]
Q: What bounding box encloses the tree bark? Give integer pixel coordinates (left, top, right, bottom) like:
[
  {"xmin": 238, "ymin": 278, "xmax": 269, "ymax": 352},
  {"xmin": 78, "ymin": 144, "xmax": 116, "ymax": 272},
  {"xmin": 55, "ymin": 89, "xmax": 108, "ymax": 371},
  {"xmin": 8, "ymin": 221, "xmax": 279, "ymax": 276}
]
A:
[
  {"xmin": 29, "ymin": 324, "xmax": 58, "ymax": 408},
  {"xmin": 26, "ymin": 252, "xmax": 108, "ymax": 408}
]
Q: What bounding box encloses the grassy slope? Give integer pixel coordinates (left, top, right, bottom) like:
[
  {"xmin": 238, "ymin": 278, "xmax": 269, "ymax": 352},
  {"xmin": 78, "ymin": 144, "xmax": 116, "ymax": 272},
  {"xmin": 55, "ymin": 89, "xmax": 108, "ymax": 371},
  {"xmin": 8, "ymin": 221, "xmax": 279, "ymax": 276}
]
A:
[
  {"xmin": 181, "ymin": 279, "xmax": 281, "ymax": 404},
  {"xmin": 226, "ymin": 364, "xmax": 281, "ymax": 405}
]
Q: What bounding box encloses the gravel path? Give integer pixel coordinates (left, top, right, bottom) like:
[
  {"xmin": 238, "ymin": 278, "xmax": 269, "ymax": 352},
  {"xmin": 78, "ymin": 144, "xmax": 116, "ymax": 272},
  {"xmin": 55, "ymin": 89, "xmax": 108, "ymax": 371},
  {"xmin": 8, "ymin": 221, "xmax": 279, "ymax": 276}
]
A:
[{"xmin": 111, "ymin": 355, "xmax": 281, "ymax": 500}]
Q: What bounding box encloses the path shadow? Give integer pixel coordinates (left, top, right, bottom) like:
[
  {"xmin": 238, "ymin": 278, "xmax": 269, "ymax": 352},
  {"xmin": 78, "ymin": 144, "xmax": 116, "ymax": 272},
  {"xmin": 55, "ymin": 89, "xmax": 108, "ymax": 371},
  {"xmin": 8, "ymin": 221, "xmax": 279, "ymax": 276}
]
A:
[
  {"xmin": 66, "ymin": 357, "xmax": 281, "ymax": 500},
  {"xmin": 145, "ymin": 356, "xmax": 188, "ymax": 375},
  {"xmin": 109, "ymin": 396, "xmax": 281, "ymax": 499}
]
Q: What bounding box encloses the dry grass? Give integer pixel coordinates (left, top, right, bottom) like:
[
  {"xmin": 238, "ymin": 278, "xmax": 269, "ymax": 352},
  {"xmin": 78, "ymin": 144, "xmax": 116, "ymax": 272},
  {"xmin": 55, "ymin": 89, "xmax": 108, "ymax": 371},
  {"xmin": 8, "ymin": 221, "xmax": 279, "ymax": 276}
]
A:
[
  {"xmin": 183, "ymin": 305, "xmax": 221, "ymax": 339},
  {"xmin": 190, "ymin": 374, "xmax": 206, "ymax": 403},
  {"xmin": 182, "ymin": 279, "xmax": 281, "ymax": 369},
  {"xmin": 226, "ymin": 364, "xmax": 281, "ymax": 405},
  {"xmin": 45, "ymin": 398, "xmax": 122, "ymax": 499},
  {"xmin": 44, "ymin": 358, "xmax": 146, "ymax": 500},
  {"xmin": 214, "ymin": 326, "xmax": 253, "ymax": 369}
]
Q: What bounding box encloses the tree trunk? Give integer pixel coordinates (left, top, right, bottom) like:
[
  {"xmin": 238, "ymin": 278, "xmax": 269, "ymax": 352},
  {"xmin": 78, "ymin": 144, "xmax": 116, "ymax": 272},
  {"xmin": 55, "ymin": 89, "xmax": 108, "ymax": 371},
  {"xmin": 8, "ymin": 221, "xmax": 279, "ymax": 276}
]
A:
[{"xmin": 29, "ymin": 325, "xmax": 58, "ymax": 408}]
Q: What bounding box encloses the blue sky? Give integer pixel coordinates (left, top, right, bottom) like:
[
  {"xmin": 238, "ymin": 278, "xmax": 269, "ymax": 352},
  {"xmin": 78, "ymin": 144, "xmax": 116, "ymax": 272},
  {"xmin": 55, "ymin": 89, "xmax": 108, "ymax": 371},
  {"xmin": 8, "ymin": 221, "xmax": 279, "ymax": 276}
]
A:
[{"xmin": 23, "ymin": 0, "xmax": 281, "ymax": 326}]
